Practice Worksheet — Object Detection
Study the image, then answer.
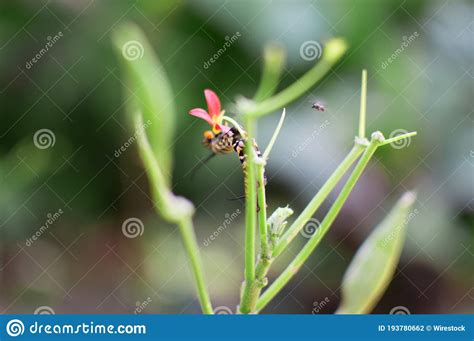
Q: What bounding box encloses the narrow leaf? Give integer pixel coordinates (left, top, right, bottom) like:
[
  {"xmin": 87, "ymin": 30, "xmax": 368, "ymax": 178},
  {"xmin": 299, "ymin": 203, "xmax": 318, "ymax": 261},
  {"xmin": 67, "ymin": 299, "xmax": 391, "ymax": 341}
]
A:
[{"xmin": 336, "ymin": 191, "xmax": 417, "ymax": 314}]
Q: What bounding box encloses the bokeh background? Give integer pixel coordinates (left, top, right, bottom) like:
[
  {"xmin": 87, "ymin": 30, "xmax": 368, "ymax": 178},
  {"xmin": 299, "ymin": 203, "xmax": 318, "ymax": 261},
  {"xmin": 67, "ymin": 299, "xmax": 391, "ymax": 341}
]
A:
[{"xmin": 0, "ymin": 0, "xmax": 472, "ymax": 314}]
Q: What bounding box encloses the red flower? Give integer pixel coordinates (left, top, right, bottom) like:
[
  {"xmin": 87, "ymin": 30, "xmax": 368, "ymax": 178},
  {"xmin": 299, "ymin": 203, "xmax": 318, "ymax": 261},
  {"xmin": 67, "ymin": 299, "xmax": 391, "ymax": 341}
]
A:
[{"xmin": 189, "ymin": 89, "xmax": 228, "ymax": 133}]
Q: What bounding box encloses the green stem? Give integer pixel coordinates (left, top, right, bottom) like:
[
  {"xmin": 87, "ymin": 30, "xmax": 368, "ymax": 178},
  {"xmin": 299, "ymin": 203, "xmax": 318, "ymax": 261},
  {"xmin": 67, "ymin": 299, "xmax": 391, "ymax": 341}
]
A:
[
  {"xmin": 240, "ymin": 117, "xmax": 258, "ymax": 313},
  {"xmin": 177, "ymin": 218, "xmax": 214, "ymax": 314},
  {"xmin": 262, "ymin": 108, "xmax": 286, "ymax": 160},
  {"xmin": 256, "ymin": 135, "xmax": 383, "ymax": 312},
  {"xmin": 381, "ymin": 132, "xmax": 417, "ymax": 146},
  {"xmin": 273, "ymin": 143, "xmax": 365, "ymax": 257},
  {"xmin": 222, "ymin": 115, "xmax": 246, "ymax": 137},
  {"xmin": 243, "ymin": 38, "xmax": 347, "ymax": 118},
  {"xmin": 134, "ymin": 114, "xmax": 213, "ymax": 314},
  {"xmin": 257, "ymin": 160, "xmax": 269, "ymax": 259}
]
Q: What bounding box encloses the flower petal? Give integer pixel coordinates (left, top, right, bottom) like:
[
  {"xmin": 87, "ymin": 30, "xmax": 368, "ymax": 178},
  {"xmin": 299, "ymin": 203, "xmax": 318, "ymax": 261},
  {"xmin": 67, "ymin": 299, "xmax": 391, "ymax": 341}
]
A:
[
  {"xmin": 204, "ymin": 89, "xmax": 221, "ymax": 119},
  {"xmin": 189, "ymin": 108, "xmax": 212, "ymax": 125}
]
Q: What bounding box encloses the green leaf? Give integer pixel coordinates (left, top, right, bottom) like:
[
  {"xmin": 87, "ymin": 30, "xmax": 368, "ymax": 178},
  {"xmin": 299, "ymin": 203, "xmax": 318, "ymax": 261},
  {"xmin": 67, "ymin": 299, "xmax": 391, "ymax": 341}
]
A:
[
  {"xmin": 336, "ymin": 191, "xmax": 417, "ymax": 314},
  {"xmin": 112, "ymin": 23, "xmax": 175, "ymax": 185}
]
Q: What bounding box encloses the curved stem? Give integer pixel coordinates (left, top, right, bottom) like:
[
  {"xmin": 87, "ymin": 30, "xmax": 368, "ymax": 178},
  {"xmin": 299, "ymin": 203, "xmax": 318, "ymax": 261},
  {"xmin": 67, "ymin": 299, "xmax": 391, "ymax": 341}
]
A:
[
  {"xmin": 135, "ymin": 114, "xmax": 213, "ymax": 314},
  {"xmin": 244, "ymin": 38, "xmax": 347, "ymax": 118},
  {"xmin": 262, "ymin": 108, "xmax": 286, "ymax": 160},
  {"xmin": 222, "ymin": 115, "xmax": 246, "ymax": 136}
]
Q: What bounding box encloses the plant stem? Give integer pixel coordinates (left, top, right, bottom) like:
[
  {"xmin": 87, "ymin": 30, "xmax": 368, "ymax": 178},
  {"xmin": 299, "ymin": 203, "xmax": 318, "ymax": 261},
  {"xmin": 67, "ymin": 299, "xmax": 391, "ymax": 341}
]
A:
[
  {"xmin": 134, "ymin": 114, "xmax": 213, "ymax": 314},
  {"xmin": 222, "ymin": 115, "xmax": 246, "ymax": 137},
  {"xmin": 256, "ymin": 135, "xmax": 383, "ymax": 312},
  {"xmin": 359, "ymin": 69, "xmax": 367, "ymax": 139},
  {"xmin": 177, "ymin": 218, "xmax": 214, "ymax": 314},
  {"xmin": 240, "ymin": 117, "xmax": 258, "ymax": 313},
  {"xmin": 262, "ymin": 108, "xmax": 286, "ymax": 160},
  {"xmin": 256, "ymin": 161, "xmax": 269, "ymax": 259},
  {"xmin": 273, "ymin": 143, "xmax": 365, "ymax": 257},
  {"xmin": 381, "ymin": 132, "xmax": 417, "ymax": 146},
  {"xmin": 244, "ymin": 38, "xmax": 347, "ymax": 118}
]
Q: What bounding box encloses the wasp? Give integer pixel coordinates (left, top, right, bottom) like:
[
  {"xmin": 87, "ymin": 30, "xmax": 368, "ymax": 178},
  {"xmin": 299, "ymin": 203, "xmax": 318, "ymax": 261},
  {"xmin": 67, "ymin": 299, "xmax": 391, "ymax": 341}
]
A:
[
  {"xmin": 188, "ymin": 89, "xmax": 266, "ymax": 192},
  {"xmin": 200, "ymin": 127, "xmax": 266, "ymax": 194},
  {"xmin": 202, "ymin": 127, "xmax": 255, "ymax": 164}
]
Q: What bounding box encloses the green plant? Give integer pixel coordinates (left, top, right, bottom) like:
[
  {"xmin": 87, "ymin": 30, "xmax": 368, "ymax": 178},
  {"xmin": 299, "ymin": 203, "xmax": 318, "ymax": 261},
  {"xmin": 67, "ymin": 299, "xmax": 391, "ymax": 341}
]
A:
[{"xmin": 112, "ymin": 23, "xmax": 417, "ymax": 314}]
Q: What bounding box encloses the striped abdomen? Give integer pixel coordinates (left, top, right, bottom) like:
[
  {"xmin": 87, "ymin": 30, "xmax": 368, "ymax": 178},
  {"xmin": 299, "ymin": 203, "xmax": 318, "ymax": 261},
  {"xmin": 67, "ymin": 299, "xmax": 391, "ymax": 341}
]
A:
[{"xmin": 203, "ymin": 127, "xmax": 266, "ymax": 191}]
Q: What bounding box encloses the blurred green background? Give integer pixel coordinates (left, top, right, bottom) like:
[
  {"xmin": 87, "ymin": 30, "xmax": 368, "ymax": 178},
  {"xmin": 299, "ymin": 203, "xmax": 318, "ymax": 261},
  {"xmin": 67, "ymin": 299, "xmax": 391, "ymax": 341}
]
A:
[{"xmin": 0, "ymin": 0, "xmax": 472, "ymax": 314}]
